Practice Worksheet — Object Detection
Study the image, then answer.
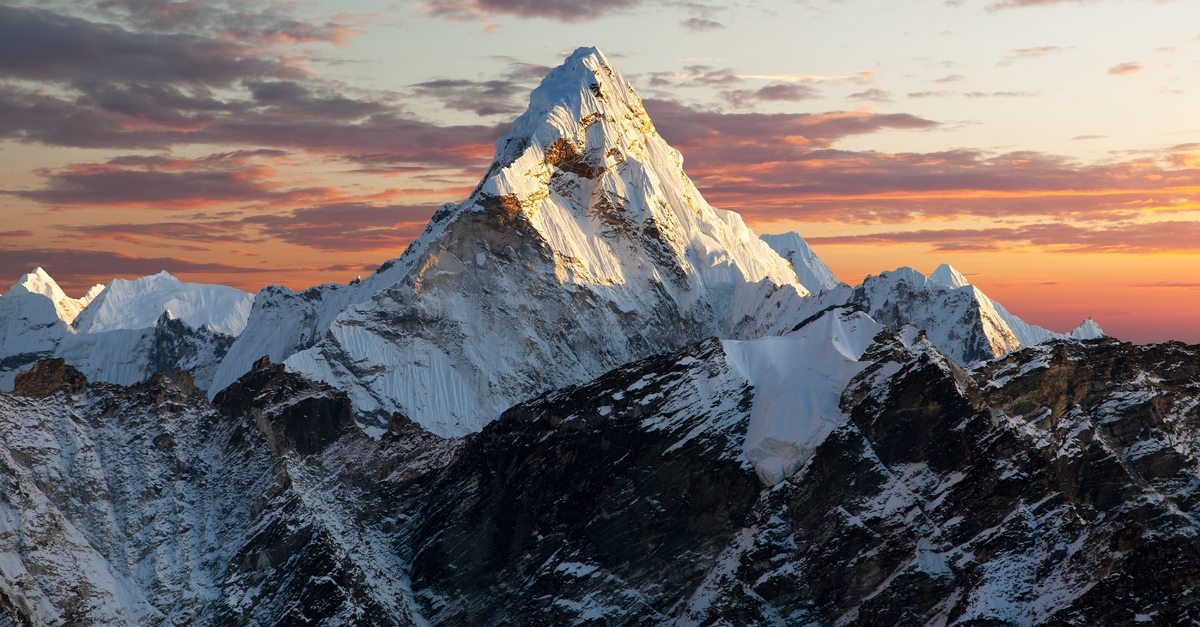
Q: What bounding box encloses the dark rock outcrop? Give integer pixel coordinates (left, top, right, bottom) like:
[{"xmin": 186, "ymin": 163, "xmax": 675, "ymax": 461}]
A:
[
  {"xmin": 12, "ymin": 358, "xmax": 86, "ymax": 398},
  {"xmin": 214, "ymin": 356, "xmax": 360, "ymax": 456},
  {"xmin": 404, "ymin": 339, "xmax": 760, "ymax": 625}
]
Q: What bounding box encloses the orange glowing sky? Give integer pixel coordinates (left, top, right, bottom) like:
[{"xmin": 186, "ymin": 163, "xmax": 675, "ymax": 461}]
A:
[{"xmin": 1, "ymin": 0, "xmax": 1199, "ymax": 344}]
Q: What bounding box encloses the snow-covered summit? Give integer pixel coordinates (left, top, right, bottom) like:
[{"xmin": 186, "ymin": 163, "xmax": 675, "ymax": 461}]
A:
[
  {"xmin": 1070, "ymin": 317, "xmax": 1105, "ymax": 340},
  {"xmin": 852, "ymin": 266, "xmax": 1022, "ymax": 365},
  {"xmin": 269, "ymin": 47, "xmax": 812, "ymax": 436},
  {"xmin": 760, "ymin": 232, "xmax": 841, "ymax": 293},
  {"xmin": 469, "ymin": 46, "xmax": 801, "ymax": 296},
  {"xmin": 74, "ymin": 270, "xmax": 254, "ymax": 336},
  {"xmin": 848, "ymin": 264, "xmax": 1106, "ymax": 364},
  {"xmin": 5, "ymin": 267, "xmax": 103, "ymax": 324},
  {"xmin": 928, "ymin": 263, "xmax": 969, "ymax": 289}
]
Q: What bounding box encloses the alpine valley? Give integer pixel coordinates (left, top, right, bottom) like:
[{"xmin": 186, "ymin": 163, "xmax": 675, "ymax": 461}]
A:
[{"xmin": 0, "ymin": 48, "xmax": 1194, "ymax": 626}]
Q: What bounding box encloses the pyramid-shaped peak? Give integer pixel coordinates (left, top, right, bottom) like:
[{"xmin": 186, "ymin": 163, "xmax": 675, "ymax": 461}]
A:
[
  {"xmin": 492, "ymin": 47, "xmax": 654, "ymax": 168},
  {"xmin": 5, "ymin": 267, "xmax": 96, "ymax": 324},
  {"xmin": 456, "ymin": 45, "xmax": 800, "ymax": 301},
  {"xmin": 526, "ymin": 47, "xmax": 641, "ymax": 117},
  {"xmin": 1070, "ymin": 317, "xmax": 1105, "ymax": 340},
  {"xmin": 928, "ymin": 263, "xmax": 969, "ymax": 289},
  {"xmin": 9, "ymin": 267, "xmax": 64, "ymax": 298}
]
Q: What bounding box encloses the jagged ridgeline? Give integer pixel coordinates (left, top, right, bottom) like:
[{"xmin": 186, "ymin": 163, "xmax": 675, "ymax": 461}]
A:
[{"xmin": 3, "ymin": 47, "xmax": 1195, "ymax": 626}]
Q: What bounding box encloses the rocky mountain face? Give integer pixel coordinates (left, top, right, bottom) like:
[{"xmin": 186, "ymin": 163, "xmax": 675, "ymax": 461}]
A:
[{"xmin": 3, "ymin": 321, "xmax": 1195, "ymax": 625}]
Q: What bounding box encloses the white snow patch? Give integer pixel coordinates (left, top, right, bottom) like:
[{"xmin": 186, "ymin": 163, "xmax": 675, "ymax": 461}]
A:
[{"xmin": 723, "ymin": 308, "xmax": 882, "ymax": 486}]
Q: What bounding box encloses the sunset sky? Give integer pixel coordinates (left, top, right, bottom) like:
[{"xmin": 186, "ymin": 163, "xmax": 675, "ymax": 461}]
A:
[{"xmin": 1, "ymin": 0, "xmax": 1199, "ymax": 343}]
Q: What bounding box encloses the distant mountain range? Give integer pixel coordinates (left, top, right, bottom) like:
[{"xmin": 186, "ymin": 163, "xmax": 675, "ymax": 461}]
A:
[{"xmin": 2, "ymin": 48, "xmax": 1193, "ymax": 627}]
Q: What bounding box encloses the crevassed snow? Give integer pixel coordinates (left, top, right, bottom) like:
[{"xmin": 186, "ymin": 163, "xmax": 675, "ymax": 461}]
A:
[
  {"xmin": 73, "ymin": 271, "xmax": 253, "ymax": 336},
  {"xmin": 760, "ymin": 232, "xmax": 841, "ymax": 293},
  {"xmin": 723, "ymin": 308, "xmax": 882, "ymax": 486}
]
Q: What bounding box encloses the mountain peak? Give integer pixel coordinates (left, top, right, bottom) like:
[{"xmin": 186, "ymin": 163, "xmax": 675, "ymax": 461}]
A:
[
  {"xmin": 1070, "ymin": 317, "xmax": 1105, "ymax": 340},
  {"xmin": 9, "ymin": 267, "xmax": 65, "ymax": 300},
  {"xmin": 6, "ymin": 267, "xmax": 100, "ymax": 324},
  {"xmin": 459, "ymin": 45, "xmax": 800, "ymax": 297},
  {"xmin": 759, "ymin": 232, "xmax": 841, "ymax": 293},
  {"xmin": 74, "ymin": 272, "xmax": 253, "ymax": 336},
  {"xmin": 928, "ymin": 263, "xmax": 969, "ymax": 289},
  {"xmin": 270, "ymin": 48, "xmax": 812, "ymax": 435}
]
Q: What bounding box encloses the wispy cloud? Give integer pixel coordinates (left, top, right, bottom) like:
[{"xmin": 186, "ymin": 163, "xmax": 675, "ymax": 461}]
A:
[
  {"xmin": 681, "ymin": 18, "xmax": 725, "ymax": 32},
  {"xmin": 1108, "ymin": 62, "xmax": 1144, "ymax": 75},
  {"xmin": 997, "ymin": 46, "xmax": 1066, "ymax": 66},
  {"xmin": 722, "ymin": 83, "xmax": 821, "ymax": 108},
  {"xmin": 848, "ymin": 88, "xmax": 893, "ymax": 103}
]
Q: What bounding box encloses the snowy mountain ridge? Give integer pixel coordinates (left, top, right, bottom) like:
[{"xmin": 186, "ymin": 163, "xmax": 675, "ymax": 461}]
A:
[{"xmin": 0, "ymin": 270, "xmax": 251, "ymax": 392}]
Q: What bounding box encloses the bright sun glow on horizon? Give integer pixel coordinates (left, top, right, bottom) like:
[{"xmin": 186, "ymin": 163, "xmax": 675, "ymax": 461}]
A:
[{"xmin": 1, "ymin": 0, "xmax": 1199, "ymax": 344}]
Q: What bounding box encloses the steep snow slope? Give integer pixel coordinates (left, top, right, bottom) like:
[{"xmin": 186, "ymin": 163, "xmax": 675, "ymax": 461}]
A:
[
  {"xmin": 74, "ymin": 271, "xmax": 253, "ymax": 336},
  {"xmin": 0, "ymin": 292, "xmax": 67, "ymax": 391},
  {"xmin": 281, "ymin": 47, "xmax": 812, "ymax": 436},
  {"xmin": 1069, "ymin": 316, "xmax": 1105, "ymax": 339},
  {"xmin": 208, "ymin": 208, "xmax": 459, "ymax": 398},
  {"xmin": 5, "ymin": 267, "xmax": 103, "ymax": 323},
  {"xmin": 926, "ymin": 263, "xmax": 1106, "ymax": 348},
  {"xmin": 759, "ymin": 232, "xmax": 841, "ymax": 292},
  {"xmin": 55, "ymin": 313, "xmax": 236, "ymax": 392},
  {"xmin": 723, "ymin": 307, "xmax": 881, "ymax": 485}
]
